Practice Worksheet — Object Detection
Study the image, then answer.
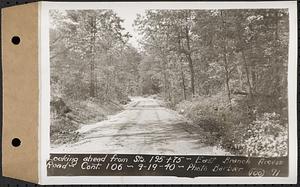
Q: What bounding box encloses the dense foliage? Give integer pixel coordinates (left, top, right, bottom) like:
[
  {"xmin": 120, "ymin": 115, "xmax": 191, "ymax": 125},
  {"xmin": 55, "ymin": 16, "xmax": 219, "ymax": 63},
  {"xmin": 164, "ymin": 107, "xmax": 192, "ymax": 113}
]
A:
[
  {"xmin": 50, "ymin": 10, "xmax": 141, "ymax": 145},
  {"xmin": 243, "ymin": 113, "xmax": 288, "ymax": 157},
  {"xmin": 134, "ymin": 9, "xmax": 289, "ymax": 156},
  {"xmin": 50, "ymin": 9, "xmax": 289, "ymax": 156}
]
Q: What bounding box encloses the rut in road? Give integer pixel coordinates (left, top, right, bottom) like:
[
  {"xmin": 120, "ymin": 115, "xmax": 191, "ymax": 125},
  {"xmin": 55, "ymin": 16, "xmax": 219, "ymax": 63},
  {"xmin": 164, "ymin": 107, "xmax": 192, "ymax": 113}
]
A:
[{"xmin": 52, "ymin": 97, "xmax": 229, "ymax": 155}]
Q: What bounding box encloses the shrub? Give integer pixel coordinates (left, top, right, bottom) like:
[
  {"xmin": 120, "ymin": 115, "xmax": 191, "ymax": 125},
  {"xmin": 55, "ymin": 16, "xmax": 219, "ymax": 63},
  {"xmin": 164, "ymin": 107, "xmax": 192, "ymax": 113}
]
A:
[
  {"xmin": 175, "ymin": 93, "xmax": 288, "ymax": 156},
  {"xmin": 176, "ymin": 93, "xmax": 243, "ymax": 147},
  {"xmin": 242, "ymin": 112, "xmax": 288, "ymax": 157}
]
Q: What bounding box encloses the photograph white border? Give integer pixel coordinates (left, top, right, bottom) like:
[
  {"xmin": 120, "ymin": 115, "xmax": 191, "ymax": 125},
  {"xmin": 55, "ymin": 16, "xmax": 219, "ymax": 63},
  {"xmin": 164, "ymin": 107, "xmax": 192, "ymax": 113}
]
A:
[{"xmin": 39, "ymin": 1, "xmax": 298, "ymax": 184}]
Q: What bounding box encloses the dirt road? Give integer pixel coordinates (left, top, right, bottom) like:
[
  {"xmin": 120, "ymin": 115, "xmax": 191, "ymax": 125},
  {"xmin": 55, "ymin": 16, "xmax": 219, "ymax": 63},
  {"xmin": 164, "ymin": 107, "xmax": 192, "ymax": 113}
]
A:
[{"xmin": 52, "ymin": 97, "xmax": 228, "ymax": 155}]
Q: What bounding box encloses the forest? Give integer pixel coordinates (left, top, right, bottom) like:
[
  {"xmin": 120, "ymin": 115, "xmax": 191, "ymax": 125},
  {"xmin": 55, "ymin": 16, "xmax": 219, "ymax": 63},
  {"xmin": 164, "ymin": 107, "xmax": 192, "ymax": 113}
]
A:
[{"xmin": 50, "ymin": 9, "xmax": 289, "ymax": 157}]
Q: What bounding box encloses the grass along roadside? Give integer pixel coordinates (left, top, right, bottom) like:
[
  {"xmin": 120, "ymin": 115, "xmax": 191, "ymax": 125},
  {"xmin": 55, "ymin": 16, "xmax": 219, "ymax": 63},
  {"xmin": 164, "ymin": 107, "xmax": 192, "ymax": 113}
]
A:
[{"xmin": 50, "ymin": 97, "xmax": 123, "ymax": 147}]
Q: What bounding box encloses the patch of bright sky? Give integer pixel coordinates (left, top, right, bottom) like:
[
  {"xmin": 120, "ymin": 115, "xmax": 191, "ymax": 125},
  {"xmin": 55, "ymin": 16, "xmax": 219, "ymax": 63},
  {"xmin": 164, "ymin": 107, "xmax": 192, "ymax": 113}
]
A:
[
  {"xmin": 113, "ymin": 8, "xmax": 146, "ymax": 49},
  {"xmin": 49, "ymin": 8, "xmax": 146, "ymax": 49}
]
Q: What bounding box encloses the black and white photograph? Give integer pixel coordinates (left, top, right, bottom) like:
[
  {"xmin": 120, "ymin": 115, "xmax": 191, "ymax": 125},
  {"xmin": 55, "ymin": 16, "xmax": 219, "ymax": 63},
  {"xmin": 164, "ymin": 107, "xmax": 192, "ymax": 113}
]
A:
[
  {"xmin": 41, "ymin": 1, "xmax": 297, "ymax": 183},
  {"xmin": 50, "ymin": 7, "xmax": 289, "ymax": 156}
]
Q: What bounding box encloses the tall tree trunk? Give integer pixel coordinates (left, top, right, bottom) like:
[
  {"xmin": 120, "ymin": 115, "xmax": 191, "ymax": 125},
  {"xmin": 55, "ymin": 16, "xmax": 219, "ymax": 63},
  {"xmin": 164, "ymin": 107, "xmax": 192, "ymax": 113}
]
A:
[
  {"xmin": 181, "ymin": 69, "xmax": 187, "ymax": 100},
  {"xmin": 241, "ymin": 51, "xmax": 253, "ymax": 100},
  {"xmin": 221, "ymin": 10, "xmax": 231, "ymax": 107},
  {"xmin": 235, "ymin": 15, "xmax": 254, "ymax": 101},
  {"xmin": 89, "ymin": 15, "xmax": 96, "ymax": 98},
  {"xmin": 105, "ymin": 72, "xmax": 109, "ymax": 99},
  {"xmin": 180, "ymin": 58, "xmax": 187, "ymax": 100},
  {"xmin": 251, "ymin": 61, "xmax": 256, "ymax": 93},
  {"xmin": 184, "ymin": 21, "xmax": 195, "ymax": 96},
  {"xmin": 223, "ymin": 51, "xmax": 231, "ymax": 106},
  {"xmin": 186, "ymin": 54, "xmax": 195, "ymax": 96},
  {"xmin": 177, "ymin": 31, "xmax": 187, "ymax": 100},
  {"xmin": 163, "ymin": 69, "xmax": 168, "ymax": 99}
]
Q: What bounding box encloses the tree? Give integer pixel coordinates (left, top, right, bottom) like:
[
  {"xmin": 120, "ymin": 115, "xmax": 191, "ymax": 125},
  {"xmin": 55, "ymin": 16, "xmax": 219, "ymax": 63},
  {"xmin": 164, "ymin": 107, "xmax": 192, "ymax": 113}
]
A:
[
  {"xmin": 134, "ymin": 10, "xmax": 200, "ymax": 98},
  {"xmin": 50, "ymin": 10, "xmax": 132, "ymax": 101}
]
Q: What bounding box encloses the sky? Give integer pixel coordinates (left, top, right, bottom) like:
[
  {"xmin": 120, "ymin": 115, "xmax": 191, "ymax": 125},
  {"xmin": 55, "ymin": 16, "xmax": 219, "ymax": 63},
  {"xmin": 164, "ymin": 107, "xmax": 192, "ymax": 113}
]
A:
[
  {"xmin": 113, "ymin": 8, "xmax": 146, "ymax": 49},
  {"xmin": 49, "ymin": 8, "xmax": 146, "ymax": 49}
]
